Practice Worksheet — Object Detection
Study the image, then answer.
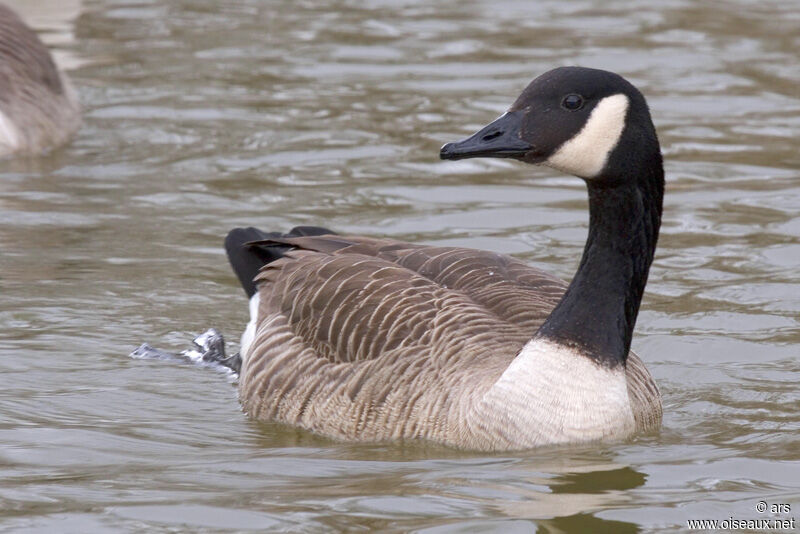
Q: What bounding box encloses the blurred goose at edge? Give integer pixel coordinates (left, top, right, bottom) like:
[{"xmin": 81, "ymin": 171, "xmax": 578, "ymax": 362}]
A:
[{"xmin": 0, "ymin": 3, "xmax": 80, "ymax": 156}]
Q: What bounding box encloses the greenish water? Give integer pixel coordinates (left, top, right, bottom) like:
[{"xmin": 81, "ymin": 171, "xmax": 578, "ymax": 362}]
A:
[{"xmin": 0, "ymin": 0, "xmax": 798, "ymax": 532}]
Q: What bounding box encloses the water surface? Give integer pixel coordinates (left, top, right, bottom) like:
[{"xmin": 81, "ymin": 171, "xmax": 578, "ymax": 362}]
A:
[{"xmin": 1, "ymin": 0, "xmax": 798, "ymax": 532}]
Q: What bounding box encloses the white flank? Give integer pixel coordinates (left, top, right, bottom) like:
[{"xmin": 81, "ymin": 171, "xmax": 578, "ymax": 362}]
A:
[
  {"xmin": 0, "ymin": 109, "xmax": 20, "ymax": 152},
  {"xmin": 468, "ymin": 338, "xmax": 635, "ymax": 449},
  {"xmin": 240, "ymin": 293, "xmax": 260, "ymax": 363},
  {"xmin": 545, "ymin": 93, "xmax": 629, "ymax": 179}
]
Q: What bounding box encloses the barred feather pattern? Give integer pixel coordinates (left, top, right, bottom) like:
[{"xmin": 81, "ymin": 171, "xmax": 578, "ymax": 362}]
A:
[{"xmin": 240, "ymin": 235, "xmax": 661, "ymax": 450}]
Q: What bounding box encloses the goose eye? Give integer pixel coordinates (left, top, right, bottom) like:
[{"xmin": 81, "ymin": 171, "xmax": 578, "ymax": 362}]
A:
[{"xmin": 561, "ymin": 94, "xmax": 584, "ymax": 111}]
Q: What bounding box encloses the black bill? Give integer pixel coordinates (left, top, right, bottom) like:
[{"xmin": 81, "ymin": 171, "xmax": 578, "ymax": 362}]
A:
[{"xmin": 440, "ymin": 111, "xmax": 532, "ymax": 161}]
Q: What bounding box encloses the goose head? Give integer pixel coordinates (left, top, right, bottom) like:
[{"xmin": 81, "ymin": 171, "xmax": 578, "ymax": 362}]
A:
[
  {"xmin": 440, "ymin": 66, "xmax": 661, "ymax": 183},
  {"xmin": 442, "ymin": 67, "xmax": 665, "ymax": 365}
]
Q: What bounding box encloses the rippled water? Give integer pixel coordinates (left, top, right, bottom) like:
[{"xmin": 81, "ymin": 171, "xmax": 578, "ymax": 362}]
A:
[{"xmin": 1, "ymin": 0, "xmax": 798, "ymax": 532}]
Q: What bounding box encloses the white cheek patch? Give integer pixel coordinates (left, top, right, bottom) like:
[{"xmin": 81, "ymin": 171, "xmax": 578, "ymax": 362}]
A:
[
  {"xmin": 545, "ymin": 93, "xmax": 629, "ymax": 179},
  {"xmin": 240, "ymin": 292, "xmax": 261, "ymax": 363}
]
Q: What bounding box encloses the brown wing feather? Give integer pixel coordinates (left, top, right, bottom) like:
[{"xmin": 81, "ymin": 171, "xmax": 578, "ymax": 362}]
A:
[
  {"xmin": 252, "ymin": 245, "xmax": 536, "ymax": 364},
  {"xmin": 242, "ymin": 246, "xmax": 529, "ymax": 440},
  {"xmin": 254, "ymin": 235, "xmax": 568, "ymax": 332}
]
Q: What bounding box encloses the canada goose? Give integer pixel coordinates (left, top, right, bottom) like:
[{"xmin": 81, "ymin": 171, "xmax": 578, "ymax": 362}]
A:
[
  {"xmin": 0, "ymin": 4, "xmax": 80, "ymax": 156},
  {"xmin": 224, "ymin": 66, "xmax": 663, "ymax": 451}
]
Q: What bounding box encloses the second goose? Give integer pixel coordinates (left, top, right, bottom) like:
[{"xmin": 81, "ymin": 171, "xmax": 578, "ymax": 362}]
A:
[
  {"xmin": 0, "ymin": 5, "xmax": 80, "ymax": 156},
  {"xmin": 224, "ymin": 66, "xmax": 663, "ymax": 451}
]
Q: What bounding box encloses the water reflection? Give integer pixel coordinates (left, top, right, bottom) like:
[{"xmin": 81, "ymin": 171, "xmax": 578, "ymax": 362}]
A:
[
  {"xmin": 536, "ymin": 513, "xmax": 639, "ymax": 534},
  {"xmin": 223, "ymin": 435, "xmax": 651, "ymax": 531}
]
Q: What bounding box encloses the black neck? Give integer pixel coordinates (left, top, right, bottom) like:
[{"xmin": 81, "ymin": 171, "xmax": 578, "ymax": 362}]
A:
[{"xmin": 536, "ymin": 164, "xmax": 663, "ymax": 367}]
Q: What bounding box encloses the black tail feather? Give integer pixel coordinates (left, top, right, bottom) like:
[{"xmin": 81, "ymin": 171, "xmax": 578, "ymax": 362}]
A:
[{"xmin": 225, "ymin": 226, "xmax": 336, "ymax": 298}]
